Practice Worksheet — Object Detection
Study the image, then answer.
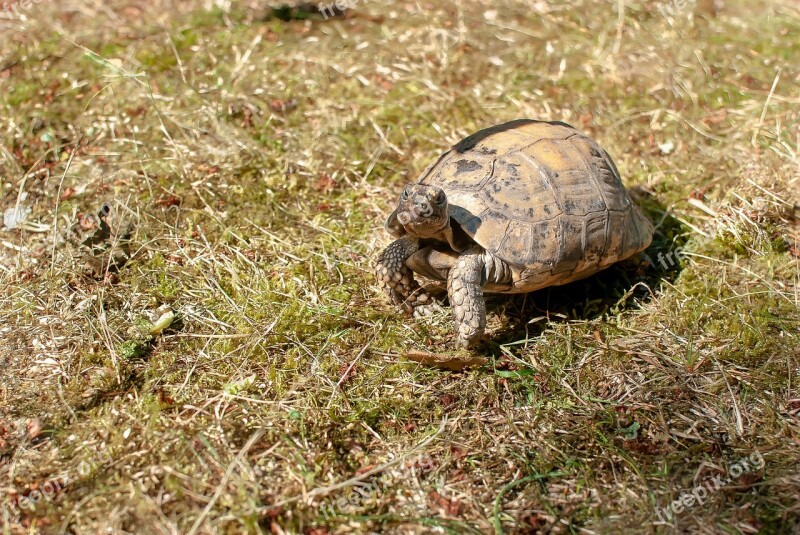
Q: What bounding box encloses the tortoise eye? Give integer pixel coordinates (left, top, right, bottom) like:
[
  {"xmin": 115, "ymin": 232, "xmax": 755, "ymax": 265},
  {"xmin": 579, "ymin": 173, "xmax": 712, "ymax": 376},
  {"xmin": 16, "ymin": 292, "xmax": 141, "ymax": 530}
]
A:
[
  {"xmin": 434, "ymin": 191, "xmax": 446, "ymax": 205},
  {"xmin": 400, "ymin": 187, "xmax": 410, "ymax": 201}
]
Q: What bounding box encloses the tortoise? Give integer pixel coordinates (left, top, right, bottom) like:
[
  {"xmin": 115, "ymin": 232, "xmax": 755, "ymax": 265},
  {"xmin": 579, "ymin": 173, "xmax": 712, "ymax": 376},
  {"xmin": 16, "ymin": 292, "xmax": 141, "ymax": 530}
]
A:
[{"xmin": 375, "ymin": 119, "xmax": 654, "ymax": 348}]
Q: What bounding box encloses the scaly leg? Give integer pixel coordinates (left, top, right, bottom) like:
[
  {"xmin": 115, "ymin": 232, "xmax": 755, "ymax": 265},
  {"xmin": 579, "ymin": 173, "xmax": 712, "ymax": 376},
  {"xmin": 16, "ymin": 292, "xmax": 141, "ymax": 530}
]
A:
[{"xmin": 447, "ymin": 247, "xmax": 488, "ymax": 348}]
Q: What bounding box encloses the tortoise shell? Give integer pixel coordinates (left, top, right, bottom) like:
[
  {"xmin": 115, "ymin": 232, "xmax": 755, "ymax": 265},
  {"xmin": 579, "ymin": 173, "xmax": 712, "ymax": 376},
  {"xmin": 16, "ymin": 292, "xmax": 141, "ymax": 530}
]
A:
[{"xmin": 415, "ymin": 119, "xmax": 653, "ymax": 292}]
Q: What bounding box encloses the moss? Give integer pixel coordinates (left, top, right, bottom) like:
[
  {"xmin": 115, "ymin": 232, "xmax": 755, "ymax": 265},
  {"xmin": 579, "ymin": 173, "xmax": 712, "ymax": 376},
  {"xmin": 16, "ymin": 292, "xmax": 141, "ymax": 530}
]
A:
[
  {"xmin": 5, "ymin": 79, "xmax": 41, "ymax": 107},
  {"xmin": 117, "ymin": 339, "xmax": 147, "ymax": 359}
]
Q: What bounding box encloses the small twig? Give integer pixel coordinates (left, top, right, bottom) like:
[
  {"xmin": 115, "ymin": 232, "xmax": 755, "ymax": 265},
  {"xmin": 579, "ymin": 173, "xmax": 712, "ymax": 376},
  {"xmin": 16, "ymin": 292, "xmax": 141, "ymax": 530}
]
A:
[
  {"xmin": 714, "ymin": 360, "xmax": 744, "ymax": 437},
  {"xmin": 613, "ymin": 0, "xmax": 625, "ymax": 56},
  {"xmin": 745, "ymin": 177, "xmax": 795, "ymax": 207},
  {"xmin": 752, "ymin": 68, "xmax": 782, "ymax": 146},
  {"xmin": 49, "ymin": 141, "xmax": 79, "ymax": 274}
]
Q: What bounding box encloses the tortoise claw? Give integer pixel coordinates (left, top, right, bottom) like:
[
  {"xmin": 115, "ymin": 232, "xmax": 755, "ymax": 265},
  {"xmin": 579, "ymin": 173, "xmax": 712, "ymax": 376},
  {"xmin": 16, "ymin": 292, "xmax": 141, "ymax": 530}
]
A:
[{"xmin": 412, "ymin": 301, "xmax": 444, "ymax": 318}]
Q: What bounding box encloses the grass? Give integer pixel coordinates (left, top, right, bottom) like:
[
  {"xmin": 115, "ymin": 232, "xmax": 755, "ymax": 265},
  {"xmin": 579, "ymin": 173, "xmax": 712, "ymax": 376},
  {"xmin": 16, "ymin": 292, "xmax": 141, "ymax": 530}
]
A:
[{"xmin": 0, "ymin": 0, "xmax": 799, "ymax": 533}]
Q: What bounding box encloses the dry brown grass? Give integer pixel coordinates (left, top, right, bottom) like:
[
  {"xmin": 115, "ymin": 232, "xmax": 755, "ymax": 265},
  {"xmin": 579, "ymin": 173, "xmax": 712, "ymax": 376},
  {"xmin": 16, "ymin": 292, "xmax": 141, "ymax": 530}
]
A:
[{"xmin": 0, "ymin": 0, "xmax": 799, "ymax": 533}]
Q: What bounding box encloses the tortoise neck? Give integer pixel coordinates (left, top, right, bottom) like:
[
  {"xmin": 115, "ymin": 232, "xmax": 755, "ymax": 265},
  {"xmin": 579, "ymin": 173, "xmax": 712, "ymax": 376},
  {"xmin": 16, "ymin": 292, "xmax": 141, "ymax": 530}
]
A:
[{"xmin": 437, "ymin": 223, "xmax": 473, "ymax": 253}]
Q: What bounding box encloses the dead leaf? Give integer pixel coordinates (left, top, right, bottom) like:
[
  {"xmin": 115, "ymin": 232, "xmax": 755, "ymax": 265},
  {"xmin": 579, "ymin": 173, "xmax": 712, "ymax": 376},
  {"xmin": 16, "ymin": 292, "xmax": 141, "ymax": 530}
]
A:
[
  {"xmin": 337, "ymin": 361, "xmax": 357, "ymax": 384},
  {"xmin": 269, "ymin": 98, "xmax": 297, "ymax": 113},
  {"xmin": 355, "ymin": 464, "xmax": 376, "ymax": 476},
  {"xmin": 440, "ymin": 394, "xmax": 456, "ymax": 408},
  {"xmin": 155, "ymin": 194, "xmax": 181, "ymax": 208},
  {"xmin": 702, "ymin": 109, "xmax": 727, "ymax": 126},
  {"xmin": 78, "ymin": 213, "xmax": 96, "ymax": 230},
  {"xmin": 373, "ymin": 74, "xmax": 394, "ymax": 91},
  {"xmin": 314, "ymin": 173, "xmax": 336, "ymax": 192},
  {"xmin": 428, "ymin": 490, "xmax": 461, "ymax": 516},
  {"xmin": 404, "ymin": 350, "xmax": 487, "ymax": 371},
  {"xmin": 689, "ymin": 189, "xmax": 706, "ymax": 200},
  {"xmin": 26, "ymin": 418, "xmax": 44, "ymax": 440}
]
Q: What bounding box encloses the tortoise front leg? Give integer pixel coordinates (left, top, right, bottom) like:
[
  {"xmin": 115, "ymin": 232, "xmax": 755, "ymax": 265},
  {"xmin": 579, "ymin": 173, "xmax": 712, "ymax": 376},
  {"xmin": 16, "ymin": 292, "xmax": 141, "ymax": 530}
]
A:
[
  {"xmin": 448, "ymin": 248, "xmax": 512, "ymax": 348},
  {"xmin": 375, "ymin": 236, "xmax": 437, "ymax": 315},
  {"xmin": 448, "ymin": 248, "xmax": 487, "ymax": 348}
]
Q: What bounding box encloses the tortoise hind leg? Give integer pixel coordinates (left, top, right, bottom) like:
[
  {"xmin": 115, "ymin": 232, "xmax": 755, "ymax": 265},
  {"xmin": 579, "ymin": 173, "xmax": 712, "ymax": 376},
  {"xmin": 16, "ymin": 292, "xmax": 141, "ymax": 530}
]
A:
[{"xmin": 375, "ymin": 236, "xmax": 438, "ymax": 316}]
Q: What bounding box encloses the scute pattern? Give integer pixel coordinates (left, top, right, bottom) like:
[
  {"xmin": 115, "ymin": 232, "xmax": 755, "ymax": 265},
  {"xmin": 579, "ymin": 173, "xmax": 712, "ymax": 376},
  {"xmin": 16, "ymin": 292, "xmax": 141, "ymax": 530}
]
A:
[
  {"xmin": 522, "ymin": 140, "xmax": 609, "ymax": 216},
  {"xmin": 496, "ymin": 219, "xmax": 549, "ymax": 268},
  {"xmin": 580, "ymin": 212, "xmax": 610, "ymax": 271},
  {"xmin": 415, "ymin": 119, "xmax": 653, "ymax": 293},
  {"xmin": 479, "ymin": 153, "xmax": 557, "ymax": 222},
  {"xmin": 426, "ymin": 153, "xmax": 494, "ymax": 191}
]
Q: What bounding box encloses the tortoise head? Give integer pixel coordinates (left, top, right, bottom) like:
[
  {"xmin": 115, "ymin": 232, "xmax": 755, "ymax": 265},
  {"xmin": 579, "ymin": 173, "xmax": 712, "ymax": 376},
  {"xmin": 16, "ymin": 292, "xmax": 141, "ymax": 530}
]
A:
[{"xmin": 386, "ymin": 184, "xmax": 450, "ymax": 239}]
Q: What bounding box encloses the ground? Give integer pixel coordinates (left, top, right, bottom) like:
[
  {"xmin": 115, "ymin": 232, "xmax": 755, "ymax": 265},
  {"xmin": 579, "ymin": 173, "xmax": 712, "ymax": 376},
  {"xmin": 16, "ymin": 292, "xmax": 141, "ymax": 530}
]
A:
[{"xmin": 0, "ymin": 0, "xmax": 799, "ymax": 533}]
